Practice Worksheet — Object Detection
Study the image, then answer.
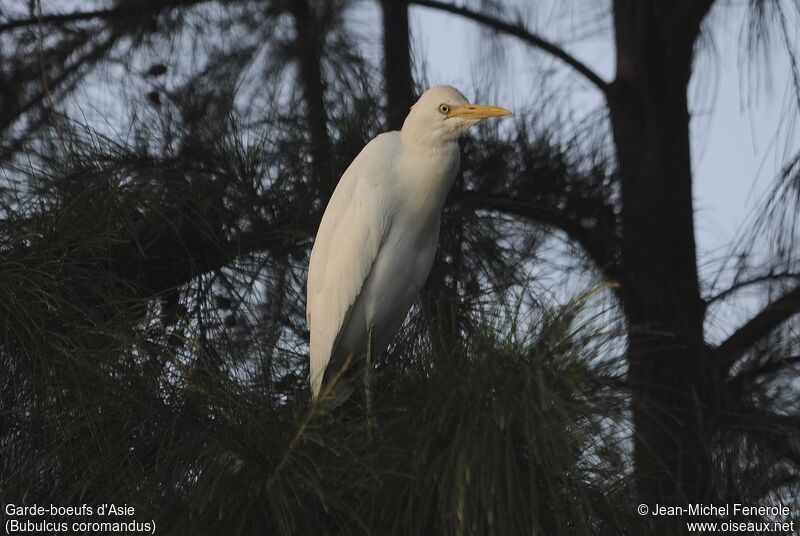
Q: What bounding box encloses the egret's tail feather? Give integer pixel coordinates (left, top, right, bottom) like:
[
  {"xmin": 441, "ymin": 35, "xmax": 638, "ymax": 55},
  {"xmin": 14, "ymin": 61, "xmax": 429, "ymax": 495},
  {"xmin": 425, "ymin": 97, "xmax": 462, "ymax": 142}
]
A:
[
  {"xmin": 314, "ymin": 351, "xmax": 358, "ymax": 408},
  {"xmin": 320, "ymin": 380, "xmax": 356, "ymax": 409}
]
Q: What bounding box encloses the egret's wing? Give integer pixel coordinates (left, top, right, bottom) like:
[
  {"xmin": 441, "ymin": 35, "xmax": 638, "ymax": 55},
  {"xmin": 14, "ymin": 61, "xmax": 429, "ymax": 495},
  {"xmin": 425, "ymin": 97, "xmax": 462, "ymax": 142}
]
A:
[{"xmin": 306, "ymin": 132, "xmax": 398, "ymax": 397}]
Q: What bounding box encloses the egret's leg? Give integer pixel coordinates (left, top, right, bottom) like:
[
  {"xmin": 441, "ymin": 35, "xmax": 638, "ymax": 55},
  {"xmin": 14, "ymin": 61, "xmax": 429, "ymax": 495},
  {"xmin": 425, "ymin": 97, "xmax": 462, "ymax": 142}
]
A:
[{"xmin": 365, "ymin": 326, "xmax": 375, "ymax": 432}]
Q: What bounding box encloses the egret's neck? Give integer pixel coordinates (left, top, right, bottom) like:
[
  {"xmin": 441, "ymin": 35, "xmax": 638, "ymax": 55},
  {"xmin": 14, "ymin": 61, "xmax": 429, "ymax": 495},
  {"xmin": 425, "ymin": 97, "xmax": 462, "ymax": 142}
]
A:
[
  {"xmin": 395, "ymin": 132, "xmax": 460, "ymax": 218},
  {"xmin": 400, "ymin": 114, "xmax": 460, "ymax": 151}
]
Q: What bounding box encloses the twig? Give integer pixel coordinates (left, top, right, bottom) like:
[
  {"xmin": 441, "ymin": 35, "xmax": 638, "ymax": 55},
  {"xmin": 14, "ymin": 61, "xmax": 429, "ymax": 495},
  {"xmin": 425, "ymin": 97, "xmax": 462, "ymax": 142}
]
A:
[
  {"xmin": 706, "ymin": 272, "xmax": 800, "ymax": 304},
  {"xmin": 409, "ymin": 0, "xmax": 609, "ymax": 93},
  {"xmin": 265, "ymin": 352, "xmax": 355, "ymax": 495}
]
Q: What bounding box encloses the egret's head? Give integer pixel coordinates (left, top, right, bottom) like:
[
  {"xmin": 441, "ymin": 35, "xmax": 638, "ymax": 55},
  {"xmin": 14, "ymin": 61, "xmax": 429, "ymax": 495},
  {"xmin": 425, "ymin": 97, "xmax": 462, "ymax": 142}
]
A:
[{"xmin": 401, "ymin": 85, "xmax": 511, "ymax": 145}]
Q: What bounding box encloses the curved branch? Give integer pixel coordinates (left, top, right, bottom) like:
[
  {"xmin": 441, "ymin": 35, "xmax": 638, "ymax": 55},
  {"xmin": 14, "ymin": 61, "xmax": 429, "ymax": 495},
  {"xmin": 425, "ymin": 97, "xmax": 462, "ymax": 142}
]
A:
[
  {"xmin": 409, "ymin": 0, "xmax": 609, "ymax": 93},
  {"xmin": 716, "ymin": 285, "xmax": 800, "ymax": 370},
  {"xmin": 454, "ymin": 191, "xmax": 619, "ymax": 282}
]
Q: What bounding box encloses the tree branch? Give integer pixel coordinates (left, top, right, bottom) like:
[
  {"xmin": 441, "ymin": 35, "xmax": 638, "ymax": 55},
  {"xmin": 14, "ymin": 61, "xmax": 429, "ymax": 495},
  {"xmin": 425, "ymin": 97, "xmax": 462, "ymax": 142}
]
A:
[
  {"xmin": 454, "ymin": 191, "xmax": 619, "ymax": 282},
  {"xmin": 0, "ymin": 0, "xmax": 231, "ymax": 33},
  {"xmin": 409, "ymin": 0, "xmax": 608, "ymax": 93},
  {"xmin": 716, "ymin": 285, "xmax": 800, "ymax": 370}
]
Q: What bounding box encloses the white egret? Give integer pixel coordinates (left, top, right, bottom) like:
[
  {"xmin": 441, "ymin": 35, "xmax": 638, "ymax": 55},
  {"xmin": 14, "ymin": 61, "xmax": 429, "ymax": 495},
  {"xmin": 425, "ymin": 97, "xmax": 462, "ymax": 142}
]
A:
[{"xmin": 306, "ymin": 85, "xmax": 511, "ymax": 406}]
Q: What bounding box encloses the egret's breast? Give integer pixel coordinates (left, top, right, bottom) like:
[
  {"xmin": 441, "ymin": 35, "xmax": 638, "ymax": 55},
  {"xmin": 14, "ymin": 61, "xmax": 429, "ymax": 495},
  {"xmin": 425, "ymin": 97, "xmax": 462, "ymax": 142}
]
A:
[
  {"xmin": 337, "ymin": 142, "xmax": 459, "ymax": 356},
  {"xmin": 363, "ymin": 218, "xmax": 438, "ymax": 331}
]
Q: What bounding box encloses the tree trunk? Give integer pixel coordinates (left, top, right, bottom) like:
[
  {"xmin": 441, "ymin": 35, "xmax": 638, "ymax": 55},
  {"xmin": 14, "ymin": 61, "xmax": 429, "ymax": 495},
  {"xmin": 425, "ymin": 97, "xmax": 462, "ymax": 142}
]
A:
[
  {"xmin": 379, "ymin": 0, "xmax": 414, "ymax": 129},
  {"xmin": 609, "ymin": 0, "xmax": 715, "ymax": 519},
  {"xmin": 288, "ymin": 0, "xmax": 332, "ymax": 187}
]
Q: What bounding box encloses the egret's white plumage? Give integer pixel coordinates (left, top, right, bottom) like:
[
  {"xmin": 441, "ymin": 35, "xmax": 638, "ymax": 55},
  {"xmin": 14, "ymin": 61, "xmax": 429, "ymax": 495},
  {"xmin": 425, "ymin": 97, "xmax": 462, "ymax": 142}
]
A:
[{"xmin": 307, "ymin": 85, "xmax": 511, "ymax": 399}]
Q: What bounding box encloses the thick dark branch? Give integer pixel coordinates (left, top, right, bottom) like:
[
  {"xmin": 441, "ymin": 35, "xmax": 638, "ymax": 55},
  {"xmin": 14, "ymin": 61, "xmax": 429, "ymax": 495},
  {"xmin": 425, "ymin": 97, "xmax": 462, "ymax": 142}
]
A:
[
  {"xmin": 0, "ymin": 0, "xmax": 233, "ymax": 33},
  {"xmin": 409, "ymin": 0, "xmax": 608, "ymax": 93},
  {"xmin": 455, "ymin": 191, "xmax": 619, "ymax": 282},
  {"xmin": 716, "ymin": 285, "xmax": 800, "ymax": 369},
  {"xmin": 112, "ymin": 216, "xmax": 301, "ymax": 297}
]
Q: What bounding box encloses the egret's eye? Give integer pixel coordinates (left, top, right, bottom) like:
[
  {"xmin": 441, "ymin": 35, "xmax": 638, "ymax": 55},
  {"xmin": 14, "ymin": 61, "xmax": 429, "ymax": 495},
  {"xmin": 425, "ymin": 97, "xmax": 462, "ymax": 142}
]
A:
[{"xmin": 437, "ymin": 103, "xmax": 451, "ymax": 115}]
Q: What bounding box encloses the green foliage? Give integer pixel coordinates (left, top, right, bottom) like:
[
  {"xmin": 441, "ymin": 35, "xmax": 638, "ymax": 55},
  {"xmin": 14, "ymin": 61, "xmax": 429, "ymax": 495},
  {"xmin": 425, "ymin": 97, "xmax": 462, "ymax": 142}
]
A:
[
  {"xmin": 0, "ymin": 114, "xmax": 640, "ymax": 534},
  {"xmin": 0, "ymin": 221, "xmax": 641, "ymax": 534}
]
